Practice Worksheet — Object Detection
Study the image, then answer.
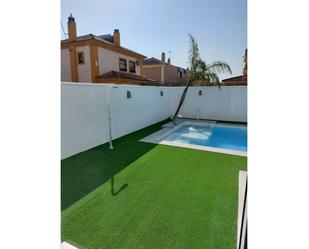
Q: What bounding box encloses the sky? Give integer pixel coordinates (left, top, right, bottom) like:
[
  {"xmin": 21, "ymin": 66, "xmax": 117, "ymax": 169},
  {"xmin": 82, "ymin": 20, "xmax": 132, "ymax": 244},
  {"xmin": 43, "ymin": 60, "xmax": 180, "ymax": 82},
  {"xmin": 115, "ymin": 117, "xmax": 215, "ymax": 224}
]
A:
[{"xmin": 61, "ymin": 0, "xmax": 247, "ymax": 80}]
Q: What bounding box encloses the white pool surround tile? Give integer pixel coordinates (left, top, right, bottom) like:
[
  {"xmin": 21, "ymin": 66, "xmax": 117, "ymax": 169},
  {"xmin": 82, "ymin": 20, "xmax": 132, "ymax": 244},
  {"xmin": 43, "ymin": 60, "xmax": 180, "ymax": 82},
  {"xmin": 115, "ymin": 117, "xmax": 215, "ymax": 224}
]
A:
[{"xmin": 61, "ymin": 242, "xmax": 79, "ymax": 249}]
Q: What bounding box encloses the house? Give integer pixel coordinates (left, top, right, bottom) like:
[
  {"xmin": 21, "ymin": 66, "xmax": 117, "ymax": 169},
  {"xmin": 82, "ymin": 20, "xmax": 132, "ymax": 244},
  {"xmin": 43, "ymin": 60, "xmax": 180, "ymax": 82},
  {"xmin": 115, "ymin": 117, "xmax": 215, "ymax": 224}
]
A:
[
  {"xmin": 222, "ymin": 49, "xmax": 247, "ymax": 86},
  {"xmin": 61, "ymin": 15, "xmax": 154, "ymax": 84},
  {"xmin": 141, "ymin": 53, "xmax": 188, "ymax": 85}
]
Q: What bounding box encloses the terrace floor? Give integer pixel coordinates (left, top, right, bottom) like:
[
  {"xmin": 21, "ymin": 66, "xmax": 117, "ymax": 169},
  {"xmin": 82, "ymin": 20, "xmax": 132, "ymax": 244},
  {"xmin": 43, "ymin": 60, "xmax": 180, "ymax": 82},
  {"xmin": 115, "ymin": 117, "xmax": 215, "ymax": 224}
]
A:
[{"xmin": 61, "ymin": 120, "xmax": 247, "ymax": 249}]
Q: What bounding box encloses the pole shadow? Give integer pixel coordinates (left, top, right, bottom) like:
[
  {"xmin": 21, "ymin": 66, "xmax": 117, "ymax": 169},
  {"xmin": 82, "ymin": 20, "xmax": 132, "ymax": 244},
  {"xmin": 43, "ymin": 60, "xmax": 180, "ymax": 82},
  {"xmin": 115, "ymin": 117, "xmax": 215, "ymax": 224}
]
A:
[
  {"xmin": 61, "ymin": 119, "xmax": 168, "ymax": 210},
  {"xmin": 111, "ymin": 176, "xmax": 128, "ymax": 196}
]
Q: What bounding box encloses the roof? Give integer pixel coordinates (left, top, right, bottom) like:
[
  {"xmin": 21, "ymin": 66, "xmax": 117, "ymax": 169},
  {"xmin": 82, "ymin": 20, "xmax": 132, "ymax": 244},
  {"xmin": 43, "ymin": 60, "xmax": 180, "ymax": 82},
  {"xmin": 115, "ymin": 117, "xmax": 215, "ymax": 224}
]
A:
[
  {"xmin": 142, "ymin": 57, "xmax": 187, "ymax": 71},
  {"xmin": 97, "ymin": 34, "xmax": 114, "ymax": 43},
  {"xmin": 222, "ymin": 75, "xmax": 247, "ymax": 86},
  {"xmin": 61, "ymin": 33, "xmax": 146, "ymax": 59},
  {"xmin": 96, "ymin": 70, "xmax": 155, "ymax": 82},
  {"xmin": 142, "ymin": 57, "xmax": 164, "ymax": 65}
]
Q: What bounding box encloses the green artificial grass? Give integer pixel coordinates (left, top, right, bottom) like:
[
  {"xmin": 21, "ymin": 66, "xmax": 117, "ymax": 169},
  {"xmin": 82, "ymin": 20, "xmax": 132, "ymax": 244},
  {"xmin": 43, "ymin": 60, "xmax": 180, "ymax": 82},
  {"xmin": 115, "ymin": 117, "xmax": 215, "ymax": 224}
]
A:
[{"xmin": 61, "ymin": 120, "xmax": 247, "ymax": 249}]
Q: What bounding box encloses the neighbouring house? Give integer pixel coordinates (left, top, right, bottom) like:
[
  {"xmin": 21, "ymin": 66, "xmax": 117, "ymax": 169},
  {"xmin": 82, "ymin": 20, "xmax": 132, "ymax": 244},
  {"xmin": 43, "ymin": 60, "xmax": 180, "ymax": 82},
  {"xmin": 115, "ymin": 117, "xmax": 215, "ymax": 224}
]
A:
[
  {"xmin": 222, "ymin": 49, "xmax": 248, "ymax": 86},
  {"xmin": 141, "ymin": 53, "xmax": 188, "ymax": 85},
  {"xmin": 61, "ymin": 15, "xmax": 154, "ymax": 84}
]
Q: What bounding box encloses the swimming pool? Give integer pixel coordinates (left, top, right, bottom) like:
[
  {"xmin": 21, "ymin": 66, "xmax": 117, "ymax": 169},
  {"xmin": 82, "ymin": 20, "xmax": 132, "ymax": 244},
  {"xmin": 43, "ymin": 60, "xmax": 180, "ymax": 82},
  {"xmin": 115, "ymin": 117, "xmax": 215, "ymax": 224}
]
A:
[
  {"xmin": 164, "ymin": 124, "xmax": 247, "ymax": 152},
  {"xmin": 141, "ymin": 121, "xmax": 247, "ymax": 156}
]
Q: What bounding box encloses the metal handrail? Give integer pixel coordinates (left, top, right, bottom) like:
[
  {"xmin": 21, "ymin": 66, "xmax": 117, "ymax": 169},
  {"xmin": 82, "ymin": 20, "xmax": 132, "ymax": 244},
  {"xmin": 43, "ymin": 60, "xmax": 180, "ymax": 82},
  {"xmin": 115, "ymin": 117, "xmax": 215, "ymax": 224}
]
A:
[{"xmin": 238, "ymin": 176, "xmax": 247, "ymax": 249}]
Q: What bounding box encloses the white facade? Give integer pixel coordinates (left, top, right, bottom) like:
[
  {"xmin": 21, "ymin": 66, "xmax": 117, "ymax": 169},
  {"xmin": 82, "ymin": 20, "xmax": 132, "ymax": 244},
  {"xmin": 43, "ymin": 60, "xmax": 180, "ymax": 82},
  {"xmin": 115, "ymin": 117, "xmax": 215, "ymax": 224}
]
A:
[
  {"xmin": 61, "ymin": 83, "xmax": 247, "ymax": 159},
  {"xmin": 76, "ymin": 46, "xmax": 92, "ymax": 83},
  {"xmin": 98, "ymin": 47, "xmax": 141, "ymax": 75},
  {"xmin": 61, "ymin": 46, "xmax": 143, "ymax": 83},
  {"xmin": 61, "ymin": 49, "xmax": 71, "ymax": 82}
]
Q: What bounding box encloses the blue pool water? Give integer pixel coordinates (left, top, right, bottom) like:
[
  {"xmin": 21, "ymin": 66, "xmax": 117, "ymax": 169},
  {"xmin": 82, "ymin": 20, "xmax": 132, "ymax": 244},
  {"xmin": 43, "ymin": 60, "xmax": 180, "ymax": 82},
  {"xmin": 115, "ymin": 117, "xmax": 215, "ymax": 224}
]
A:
[{"xmin": 164, "ymin": 124, "xmax": 247, "ymax": 152}]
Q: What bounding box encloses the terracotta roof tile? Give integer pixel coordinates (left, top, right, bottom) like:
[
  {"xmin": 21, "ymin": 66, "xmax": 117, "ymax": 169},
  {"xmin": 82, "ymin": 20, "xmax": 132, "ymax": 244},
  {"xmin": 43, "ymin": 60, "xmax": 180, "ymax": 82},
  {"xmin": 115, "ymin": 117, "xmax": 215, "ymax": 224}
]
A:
[{"xmin": 96, "ymin": 70, "xmax": 155, "ymax": 82}]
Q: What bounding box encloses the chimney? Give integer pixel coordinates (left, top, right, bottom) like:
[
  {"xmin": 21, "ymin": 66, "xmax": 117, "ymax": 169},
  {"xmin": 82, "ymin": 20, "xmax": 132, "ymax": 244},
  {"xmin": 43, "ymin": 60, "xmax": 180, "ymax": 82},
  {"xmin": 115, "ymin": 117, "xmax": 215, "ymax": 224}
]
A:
[
  {"xmin": 67, "ymin": 14, "xmax": 77, "ymax": 41},
  {"xmin": 167, "ymin": 58, "xmax": 171, "ymax": 64},
  {"xmin": 113, "ymin": 29, "xmax": 120, "ymax": 46},
  {"xmin": 161, "ymin": 52, "xmax": 166, "ymax": 63}
]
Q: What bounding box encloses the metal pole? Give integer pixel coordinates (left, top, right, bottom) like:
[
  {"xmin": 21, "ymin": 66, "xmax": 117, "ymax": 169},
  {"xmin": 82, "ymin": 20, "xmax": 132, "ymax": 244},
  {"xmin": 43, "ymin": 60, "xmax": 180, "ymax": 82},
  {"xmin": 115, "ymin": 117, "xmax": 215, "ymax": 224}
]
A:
[{"xmin": 107, "ymin": 86, "xmax": 114, "ymax": 149}]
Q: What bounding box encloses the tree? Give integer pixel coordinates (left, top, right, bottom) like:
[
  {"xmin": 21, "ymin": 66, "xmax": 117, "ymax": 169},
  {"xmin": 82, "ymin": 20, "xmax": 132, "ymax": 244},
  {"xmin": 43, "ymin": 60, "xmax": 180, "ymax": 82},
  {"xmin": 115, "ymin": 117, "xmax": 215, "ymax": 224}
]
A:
[{"xmin": 172, "ymin": 34, "xmax": 232, "ymax": 124}]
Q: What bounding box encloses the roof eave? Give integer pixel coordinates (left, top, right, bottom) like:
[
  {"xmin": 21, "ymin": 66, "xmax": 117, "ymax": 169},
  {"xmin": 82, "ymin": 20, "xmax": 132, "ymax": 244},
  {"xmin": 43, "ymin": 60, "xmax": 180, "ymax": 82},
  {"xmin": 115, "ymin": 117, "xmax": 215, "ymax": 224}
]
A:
[{"xmin": 61, "ymin": 37, "xmax": 147, "ymax": 59}]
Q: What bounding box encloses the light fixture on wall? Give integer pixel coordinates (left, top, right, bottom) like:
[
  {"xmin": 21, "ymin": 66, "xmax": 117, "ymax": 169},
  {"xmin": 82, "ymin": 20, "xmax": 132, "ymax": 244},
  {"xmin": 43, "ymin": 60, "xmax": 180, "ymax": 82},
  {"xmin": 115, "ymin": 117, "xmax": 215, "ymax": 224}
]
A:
[
  {"xmin": 127, "ymin": 91, "xmax": 132, "ymax": 99},
  {"xmin": 198, "ymin": 90, "xmax": 202, "ymax": 96}
]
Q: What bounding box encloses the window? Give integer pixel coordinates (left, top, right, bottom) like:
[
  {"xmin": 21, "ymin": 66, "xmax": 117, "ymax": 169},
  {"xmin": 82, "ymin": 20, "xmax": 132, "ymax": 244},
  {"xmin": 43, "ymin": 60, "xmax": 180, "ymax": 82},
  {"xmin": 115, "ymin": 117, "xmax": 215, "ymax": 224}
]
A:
[
  {"xmin": 119, "ymin": 58, "xmax": 127, "ymax": 72},
  {"xmin": 180, "ymin": 71, "xmax": 183, "ymax": 78},
  {"xmin": 77, "ymin": 52, "xmax": 85, "ymax": 64},
  {"xmin": 129, "ymin": 61, "xmax": 136, "ymax": 73}
]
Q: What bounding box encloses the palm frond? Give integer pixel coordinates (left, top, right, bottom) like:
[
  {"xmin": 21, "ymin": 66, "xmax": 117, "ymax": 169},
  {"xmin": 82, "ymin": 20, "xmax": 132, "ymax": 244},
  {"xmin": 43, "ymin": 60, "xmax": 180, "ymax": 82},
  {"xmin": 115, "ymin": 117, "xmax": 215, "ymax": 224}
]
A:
[
  {"xmin": 206, "ymin": 61, "xmax": 232, "ymax": 75},
  {"xmin": 205, "ymin": 72, "xmax": 220, "ymax": 84},
  {"xmin": 188, "ymin": 33, "xmax": 200, "ymax": 68},
  {"xmin": 172, "ymin": 33, "xmax": 231, "ymax": 122}
]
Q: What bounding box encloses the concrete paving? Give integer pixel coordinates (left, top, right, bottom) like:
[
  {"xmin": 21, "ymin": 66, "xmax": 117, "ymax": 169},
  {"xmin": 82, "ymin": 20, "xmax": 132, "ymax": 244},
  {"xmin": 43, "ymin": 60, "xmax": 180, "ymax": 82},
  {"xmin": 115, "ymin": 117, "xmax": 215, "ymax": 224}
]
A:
[{"xmin": 61, "ymin": 241, "xmax": 79, "ymax": 249}]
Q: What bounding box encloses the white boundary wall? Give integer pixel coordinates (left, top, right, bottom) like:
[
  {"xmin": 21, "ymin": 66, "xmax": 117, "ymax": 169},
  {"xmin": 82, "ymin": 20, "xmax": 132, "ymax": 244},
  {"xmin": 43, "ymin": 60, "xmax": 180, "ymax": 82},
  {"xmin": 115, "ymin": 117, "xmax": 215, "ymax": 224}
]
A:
[
  {"xmin": 61, "ymin": 83, "xmax": 175, "ymax": 159},
  {"xmin": 61, "ymin": 83, "xmax": 247, "ymax": 159},
  {"xmin": 172, "ymin": 86, "xmax": 247, "ymax": 122},
  {"xmin": 61, "ymin": 84, "xmax": 109, "ymax": 159},
  {"xmin": 110, "ymin": 85, "xmax": 174, "ymax": 139}
]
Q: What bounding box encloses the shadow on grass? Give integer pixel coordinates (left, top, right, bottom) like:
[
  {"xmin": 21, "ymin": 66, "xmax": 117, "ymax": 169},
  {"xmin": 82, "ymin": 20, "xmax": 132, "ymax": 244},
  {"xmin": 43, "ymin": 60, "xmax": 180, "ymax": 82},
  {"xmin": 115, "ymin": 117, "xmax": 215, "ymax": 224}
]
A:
[
  {"xmin": 61, "ymin": 120, "xmax": 168, "ymax": 211},
  {"xmin": 111, "ymin": 176, "xmax": 128, "ymax": 196}
]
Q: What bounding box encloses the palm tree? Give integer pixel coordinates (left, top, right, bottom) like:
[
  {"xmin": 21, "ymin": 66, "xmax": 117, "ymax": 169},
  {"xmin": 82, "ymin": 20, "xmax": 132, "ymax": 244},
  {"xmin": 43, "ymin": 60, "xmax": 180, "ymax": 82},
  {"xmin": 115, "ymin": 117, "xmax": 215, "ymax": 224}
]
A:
[{"xmin": 172, "ymin": 34, "xmax": 232, "ymax": 124}]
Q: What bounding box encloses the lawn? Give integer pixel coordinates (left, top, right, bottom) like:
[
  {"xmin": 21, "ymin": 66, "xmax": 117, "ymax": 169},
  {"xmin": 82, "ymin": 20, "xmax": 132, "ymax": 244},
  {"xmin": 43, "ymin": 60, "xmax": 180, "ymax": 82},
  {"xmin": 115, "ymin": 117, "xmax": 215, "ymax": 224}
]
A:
[{"xmin": 61, "ymin": 120, "xmax": 247, "ymax": 249}]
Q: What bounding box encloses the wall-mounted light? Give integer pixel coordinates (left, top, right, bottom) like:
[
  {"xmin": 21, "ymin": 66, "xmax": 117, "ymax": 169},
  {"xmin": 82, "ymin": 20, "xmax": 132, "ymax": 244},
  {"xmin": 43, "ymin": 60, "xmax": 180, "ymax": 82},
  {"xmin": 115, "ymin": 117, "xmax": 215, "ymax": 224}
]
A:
[
  {"xmin": 127, "ymin": 91, "xmax": 132, "ymax": 99},
  {"xmin": 198, "ymin": 90, "xmax": 202, "ymax": 96},
  {"xmin": 160, "ymin": 90, "xmax": 164, "ymax": 96}
]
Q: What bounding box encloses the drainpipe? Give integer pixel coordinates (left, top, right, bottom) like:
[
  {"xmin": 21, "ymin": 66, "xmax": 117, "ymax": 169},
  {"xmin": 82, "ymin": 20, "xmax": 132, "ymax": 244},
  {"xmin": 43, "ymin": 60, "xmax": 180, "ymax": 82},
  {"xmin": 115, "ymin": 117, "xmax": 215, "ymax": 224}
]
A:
[
  {"xmin": 107, "ymin": 86, "xmax": 114, "ymax": 149},
  {"xmin": 196, "ymin": 107, "xmax": 201, "ymax": 120}
]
